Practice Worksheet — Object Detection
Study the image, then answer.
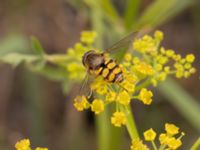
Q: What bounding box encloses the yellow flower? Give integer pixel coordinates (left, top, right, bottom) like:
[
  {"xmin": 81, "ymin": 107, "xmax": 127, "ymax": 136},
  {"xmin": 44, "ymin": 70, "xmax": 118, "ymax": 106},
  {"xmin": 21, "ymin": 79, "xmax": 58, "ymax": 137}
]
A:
[
  {"xmin": 143, "ymin": 128, "xmax": 156, "ymax": 141},
  {"xmin": 117, "ymin": 90, "xmax": 131, "ymax": 105},
  {"xmin": 139, "ymin": 88, "xmax": 153, "ymax": 105},
  {"xmin": 167, "ymin": 138, "xmax": 182, "ymax": 149},
  {"xmin": 106, "ymin": 91, "xmax": 116, "ymax": 102},
  {"xmin": 185, "ymin": 54, "xmax": 195, "ymax": 63},
  {"xmin": 80, "ymin": 31, "xmax": 97, "ymax": 44},
  {"xmin": 165, "ymin": 123, "xmax": 179, "ymax": 135},
  {"xmin": 159, "ymin": 133, "xmax": 171, "ymax": 145},
  {"xmin": 73, "ymin": 96, "xmax": 90, "ymax": 111},
  {"xmin": 120, "ymin": 80, "xmax": 135, "ymax": 93},
  {"xmin": 130, "ymin": 138, "xmax": 149, "ymax": 150},
  {"xmin": 35, "ymin": 148, "xmax": 48, "ymax": 150},
  {"xmin": 96, "ymin": 85, "xmax": 108, "ymax": 95},
  {"xmin": 133, "ymin": 35, "xmax": 157, "ymax": 54},
  {"xmin": 154, "ymin": 30, "xmax": 163, "ymax": 41},
  {"xmin": 111, "ymin": 111, "xmax": 126, "ymax": 127},
  {"xmin": 91, "ymin": 99, "xmax": 104, "ymax": 114},
  {"xmin": 124, "ymin": 53, "xmax": 132, "ymax": 62},
  {"xmin": 15, "ymin": 139, "xmax": 31, "ymax": 150},
  {"xmin": 135, "ymin": 62, "xmax": 154, "ymax": 76}
]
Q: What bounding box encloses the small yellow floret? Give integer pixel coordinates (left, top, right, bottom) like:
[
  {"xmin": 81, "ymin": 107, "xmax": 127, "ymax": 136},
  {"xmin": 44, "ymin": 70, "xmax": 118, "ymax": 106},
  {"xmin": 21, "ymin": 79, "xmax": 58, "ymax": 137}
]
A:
[
  {"xmin": 80, "ymin": 31, "xmax": 97, "ymax": 44},
  {"xmin": 117, "ymin": 90, "xmax": 131, "ymax": 105},
  {"xmin": 91, "ymin": 99, "xmax": 104, "ymax": 114},
  {"xmin": 130, "ymin": 138, "xmax": 149, "ymax": 150},
  {"xmin": 124, "ymin": 53, "xmax": 132, "ymax": 62},
  {"xmin": 167, "ymin": 138, "xmax": 182, "ymax": 149},
  {"xmin": 143, "ymin": 128, "xmax": 156, "ymax": 141},
  {"xmin": 135, "ymin": 62, "xmax": 154, "ymax": 75},
  {"xmin": 73, "ymin": 96, "xmax": 90, "ymax": 111},
  {"xmin": 186, "ymin": 54, "xmax": 195, "ymax": 63},
  {"xmin": 154, "ymin": 30, "xmax": 163, "ymax": 41},
  {"xmin": 15, "ymin": 139, "xmax": 31, "ymax": 150},
  {"xmin": 106, "ymin": 91, "xmax": 116, "ymax": 102},
  {"xmin": 139, "ymin": 88, "xmax": 153, "ymax": 105},
  {"xmin": 159, "ymin": 133, "xmax": 170, "ymax": 145},
  {"xmin": 111, "ymin": 111, "xmax": 126, "ymax": 127},
  {"xmin": 165, "ymin": 123, "xmax": 179, "ymax": 135}
]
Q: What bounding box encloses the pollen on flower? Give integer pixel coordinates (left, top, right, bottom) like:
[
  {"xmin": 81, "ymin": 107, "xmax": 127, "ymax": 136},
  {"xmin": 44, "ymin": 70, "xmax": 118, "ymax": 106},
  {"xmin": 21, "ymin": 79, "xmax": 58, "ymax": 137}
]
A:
[
  {"xmin": 130, "ymin": 138, "xmax": 149, "ymax": 150},
  {"xmin": 91, "ymin": 99, "xmax": 104, "ymax": 114},
  {"xmin": 143, "ymin": 128, "xmax": 156, "ymax": 141},
  {"xmin": 111, "ymin": 111, "xmax": 126, "ymax": 127},
  {"xmin": 117, "ymin": 90, "xmax": 131, "ymax": 105},
  {"xmin": 73, "ymin": 96, "xmax": 90, "ymax": 111},
  {"xmin": 165, "ymin": 123, "xmax": 179, "ymax": 135},
  {"xmin": 139, "ymin": 88, "xmax": 153, "ymax": 105},
  {"xmin": 15, "ymin": 139, "xmax": 31, "ymax": 150}
]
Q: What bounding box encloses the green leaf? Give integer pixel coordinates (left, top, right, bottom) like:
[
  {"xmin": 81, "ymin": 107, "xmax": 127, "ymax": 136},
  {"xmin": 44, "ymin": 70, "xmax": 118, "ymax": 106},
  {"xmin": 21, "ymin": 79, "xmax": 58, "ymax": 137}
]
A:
[
  {"xmin": 124, "ymin": 0, "xmax": 141, "ymax": 30},
  {"xmin": 158, "ymin": 78, "xmax": 200, "ymax": 132},
  {"xmin": 133, "ymin": 0, "xmax": 195, "ymax": 29},
  {"xmin": 0, "ymin": 53, "xmax": 39, "ymax": 67},
  {"xmin": 31, "ymin": 36, "xmax": 45, "ymax": 55},
  {"xmin": 100, "ymin": 0, "xmax": 120, "ymax": 24}
]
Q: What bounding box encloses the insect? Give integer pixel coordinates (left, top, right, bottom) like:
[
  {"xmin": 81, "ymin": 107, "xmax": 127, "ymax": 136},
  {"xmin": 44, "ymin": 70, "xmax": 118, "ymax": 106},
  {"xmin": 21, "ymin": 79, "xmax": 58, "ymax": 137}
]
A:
[
  {"xmin": 79, "ymin": 29, "xmax": 150, "ymax": 96},
  {"xmin": 82, "ymin": 31, "xmax": 146, "ymax": 83},
  {"xmin": 82, "ymin": 50, "xmax": 123, "ymax": 83}
]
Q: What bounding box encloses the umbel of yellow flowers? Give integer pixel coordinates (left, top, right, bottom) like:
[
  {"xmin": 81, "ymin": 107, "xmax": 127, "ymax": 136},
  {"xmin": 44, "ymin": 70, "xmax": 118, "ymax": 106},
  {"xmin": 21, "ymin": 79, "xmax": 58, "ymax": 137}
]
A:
[
  {"xmin": 72, "ymin": 30, "xmax": 195, "ymax": 128},
  {"xmin": 130, "ymin": 123, "xmax": 184, "ymax": 150},
  {"xmin": 15, "ymin": 139, "xmax": 48, "ymax": 150}
]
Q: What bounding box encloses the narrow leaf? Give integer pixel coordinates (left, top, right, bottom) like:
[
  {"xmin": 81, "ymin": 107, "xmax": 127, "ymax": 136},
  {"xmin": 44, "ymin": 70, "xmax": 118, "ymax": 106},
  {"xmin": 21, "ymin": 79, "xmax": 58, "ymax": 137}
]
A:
[
  {"xmin": 158, "ymin": 78, "xmax": 200, "ymax": 132},
  {"xmin": 31, "ymin": 36, "xmax": 45, "ymax": 55}
]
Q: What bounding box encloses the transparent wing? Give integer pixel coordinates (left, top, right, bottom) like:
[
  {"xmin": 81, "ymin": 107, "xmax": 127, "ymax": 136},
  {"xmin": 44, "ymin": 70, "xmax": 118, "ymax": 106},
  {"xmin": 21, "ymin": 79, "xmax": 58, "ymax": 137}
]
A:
[
  {"xmin": 78, "ymin": 73, "xmax": 93, "ymax": 98},
  {"xmin": 105, "ymin": 29, "xmax": 151, "ymax": 53}
]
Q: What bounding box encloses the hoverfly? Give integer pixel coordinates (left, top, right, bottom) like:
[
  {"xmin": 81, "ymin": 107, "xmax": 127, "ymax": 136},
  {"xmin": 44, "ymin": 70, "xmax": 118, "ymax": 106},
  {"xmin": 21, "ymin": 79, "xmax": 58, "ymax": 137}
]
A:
[{"xmin": 80, "ymin": 29, "xmax": 150, "ymax": 95}]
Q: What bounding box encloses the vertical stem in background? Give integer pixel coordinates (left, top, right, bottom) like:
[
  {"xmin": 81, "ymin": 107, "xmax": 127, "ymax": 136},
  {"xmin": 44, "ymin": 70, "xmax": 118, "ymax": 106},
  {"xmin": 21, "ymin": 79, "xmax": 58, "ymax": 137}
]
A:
[
  {"xmin": 22, "ymin": 69, "xmax": 45, "ymax": 145},
  {"xmin": 96, "ymin": 109, "xmax": 110, "ymax": 150}
]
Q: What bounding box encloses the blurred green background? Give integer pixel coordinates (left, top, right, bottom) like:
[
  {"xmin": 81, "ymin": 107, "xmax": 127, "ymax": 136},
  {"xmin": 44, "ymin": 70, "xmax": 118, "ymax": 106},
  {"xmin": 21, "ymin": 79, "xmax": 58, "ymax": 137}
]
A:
[{"xmin": 0, "ymin": 0, "xmax": 200, "ymax": 150}]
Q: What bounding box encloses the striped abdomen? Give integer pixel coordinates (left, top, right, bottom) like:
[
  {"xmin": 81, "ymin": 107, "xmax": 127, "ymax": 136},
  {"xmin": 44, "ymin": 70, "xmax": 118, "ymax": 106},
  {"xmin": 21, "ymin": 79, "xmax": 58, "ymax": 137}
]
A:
[{"xmin": 91, "ymin": 59, "xmax": 123, "ymax": 83}]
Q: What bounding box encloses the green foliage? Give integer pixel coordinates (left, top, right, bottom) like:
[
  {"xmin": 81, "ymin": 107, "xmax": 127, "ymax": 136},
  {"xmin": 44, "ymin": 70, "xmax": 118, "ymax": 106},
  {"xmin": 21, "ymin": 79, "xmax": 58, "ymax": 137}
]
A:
[
  {"xmin": 134, "ymin": 0, "xmax": 195, "ymax": 29},
  {"xmin": 0, "ymin": 53, "xmax": 39, "ymax": 67},
  {"xmin": 31, "ymin": 36, "xmax": 45, "ymax": 55},
  {"xmin": 158, "ymin": 78, "xmax": 200, "ymax": 132}
]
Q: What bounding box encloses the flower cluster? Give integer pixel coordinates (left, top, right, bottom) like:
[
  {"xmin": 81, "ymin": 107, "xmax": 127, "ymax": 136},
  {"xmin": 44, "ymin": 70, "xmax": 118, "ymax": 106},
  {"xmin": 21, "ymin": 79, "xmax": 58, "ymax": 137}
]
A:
[
  {"xmin": 66, "ymin": 31, "xmax": 97, "ymax": 81},
  {"xmin": 131, "ymin": 123, "xmax": 184, "ymax": 150},
  {"xmin": 15, "ymin": 139, "xmax": 48, "ymax": 150},
  {"xmin": 72, "ymin": 30, "xmax": 196, "ymax": 128}
]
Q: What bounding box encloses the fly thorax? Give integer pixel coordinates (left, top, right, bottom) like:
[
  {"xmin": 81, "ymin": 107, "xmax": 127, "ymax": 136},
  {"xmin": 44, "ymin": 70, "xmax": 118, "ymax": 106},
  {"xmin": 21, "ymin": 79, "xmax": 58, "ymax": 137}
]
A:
[{"xmin": 82, "ymin": 50, "xmax": 104, "ymax": 70}]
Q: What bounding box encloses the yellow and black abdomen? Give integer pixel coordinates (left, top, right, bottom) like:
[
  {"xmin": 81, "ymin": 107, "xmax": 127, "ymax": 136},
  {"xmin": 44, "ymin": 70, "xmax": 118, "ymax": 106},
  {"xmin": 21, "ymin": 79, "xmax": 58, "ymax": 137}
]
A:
[{"xmin": 92, "ymin": 59, "xmax": 123, "ymax": 83}]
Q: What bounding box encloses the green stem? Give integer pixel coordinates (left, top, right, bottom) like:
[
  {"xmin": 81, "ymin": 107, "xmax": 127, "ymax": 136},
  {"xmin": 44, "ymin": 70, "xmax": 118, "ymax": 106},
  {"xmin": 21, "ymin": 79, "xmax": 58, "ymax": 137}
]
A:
[
  {"xmin": 190, "ymin": 137, "xmax": 200, "ymax": 150},
  {"xmin": 120, "ymin": 105, "xmax": 139, "ymax": 140},
  {"xmin": 151, "ymin": 141, "xmax": 158, "ymax": 150},
  {"xmin": 96, "ymin": 109, "xmax": 110, "ymax": 150}
]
